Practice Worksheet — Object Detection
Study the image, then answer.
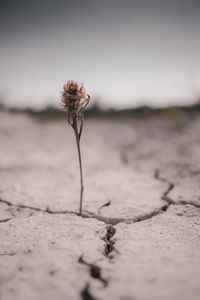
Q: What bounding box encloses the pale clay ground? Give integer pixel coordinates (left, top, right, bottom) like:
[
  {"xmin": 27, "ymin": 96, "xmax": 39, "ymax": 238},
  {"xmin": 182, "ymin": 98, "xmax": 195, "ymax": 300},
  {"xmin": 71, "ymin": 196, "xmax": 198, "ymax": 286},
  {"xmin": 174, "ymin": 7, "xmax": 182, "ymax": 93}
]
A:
[{"xmin": 0, "ymin": 111, "xmax": 200, "ymax": 300}]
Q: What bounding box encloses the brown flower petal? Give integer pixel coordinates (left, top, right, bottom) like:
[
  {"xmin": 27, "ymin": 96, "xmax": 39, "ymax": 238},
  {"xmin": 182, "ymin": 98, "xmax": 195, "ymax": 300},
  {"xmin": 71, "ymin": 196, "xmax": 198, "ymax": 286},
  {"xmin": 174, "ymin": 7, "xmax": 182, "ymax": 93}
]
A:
[{"xmin": 61, "ymin": 80, "xmax": 90, "ymax": 115}]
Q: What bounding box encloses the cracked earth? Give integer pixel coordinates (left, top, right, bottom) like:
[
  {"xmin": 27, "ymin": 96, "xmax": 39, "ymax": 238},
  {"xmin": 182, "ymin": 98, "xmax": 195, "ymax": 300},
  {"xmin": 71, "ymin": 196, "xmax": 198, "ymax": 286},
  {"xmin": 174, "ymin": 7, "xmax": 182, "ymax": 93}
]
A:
[{"xmin": 0, "ymin": 111, "xmax": 200, "ymax": 300}]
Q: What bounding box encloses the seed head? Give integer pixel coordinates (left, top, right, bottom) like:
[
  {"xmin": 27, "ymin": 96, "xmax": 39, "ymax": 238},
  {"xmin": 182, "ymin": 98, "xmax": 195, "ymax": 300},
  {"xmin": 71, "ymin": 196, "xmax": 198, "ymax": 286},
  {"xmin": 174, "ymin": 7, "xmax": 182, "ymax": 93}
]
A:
[{"xmin": 61, "ymin": 80, "xmax": 90, "ymax": 116}]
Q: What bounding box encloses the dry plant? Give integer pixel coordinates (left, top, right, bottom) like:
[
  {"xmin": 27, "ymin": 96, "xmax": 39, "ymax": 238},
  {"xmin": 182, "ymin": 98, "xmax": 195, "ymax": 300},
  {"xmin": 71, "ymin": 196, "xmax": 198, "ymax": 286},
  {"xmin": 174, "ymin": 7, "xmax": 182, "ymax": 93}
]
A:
[{"xmin": 61, "ymin": 80, "xmax": 90, "ymax": 215}]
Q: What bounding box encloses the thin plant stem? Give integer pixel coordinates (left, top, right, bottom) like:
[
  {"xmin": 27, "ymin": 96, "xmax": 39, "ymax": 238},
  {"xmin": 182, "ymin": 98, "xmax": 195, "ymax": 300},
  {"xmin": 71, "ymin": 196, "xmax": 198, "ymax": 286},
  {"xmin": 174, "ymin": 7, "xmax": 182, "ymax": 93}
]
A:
[
  {"xmin": 61, "ymin": 81, "xmax": 89, "ymax": 215},
  {"xmin": 72, "ymin": 114, "xmax": 84, "ymax": 215}
]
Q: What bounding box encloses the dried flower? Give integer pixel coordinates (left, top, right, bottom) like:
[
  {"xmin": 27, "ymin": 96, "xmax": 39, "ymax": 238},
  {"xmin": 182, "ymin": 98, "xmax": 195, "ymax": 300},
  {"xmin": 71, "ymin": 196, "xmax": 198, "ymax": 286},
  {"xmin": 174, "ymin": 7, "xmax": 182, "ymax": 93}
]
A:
[
  {"xmin": 61, "ymin": 80, "xmax": 90, "ymax": 215},
  {"xmin": 61, "ymin": 80, "xmax": 89, "ymax": 121}
]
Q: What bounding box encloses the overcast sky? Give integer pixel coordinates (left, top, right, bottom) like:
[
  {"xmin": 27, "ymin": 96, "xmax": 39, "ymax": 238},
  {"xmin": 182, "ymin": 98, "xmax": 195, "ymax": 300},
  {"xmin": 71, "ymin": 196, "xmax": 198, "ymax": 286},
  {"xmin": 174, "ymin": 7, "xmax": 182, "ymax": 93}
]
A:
[{"xmin": 1, "ymin": 0, "xmax": 200, "ymax": 109}]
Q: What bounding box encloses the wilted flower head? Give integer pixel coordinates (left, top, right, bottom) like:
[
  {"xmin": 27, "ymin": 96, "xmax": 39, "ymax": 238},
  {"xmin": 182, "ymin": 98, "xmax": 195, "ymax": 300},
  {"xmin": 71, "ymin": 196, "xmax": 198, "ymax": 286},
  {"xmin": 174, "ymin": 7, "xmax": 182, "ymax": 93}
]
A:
[{"xmin": 61, "ymin": 80, "xmax": 90, "ymax": 116}]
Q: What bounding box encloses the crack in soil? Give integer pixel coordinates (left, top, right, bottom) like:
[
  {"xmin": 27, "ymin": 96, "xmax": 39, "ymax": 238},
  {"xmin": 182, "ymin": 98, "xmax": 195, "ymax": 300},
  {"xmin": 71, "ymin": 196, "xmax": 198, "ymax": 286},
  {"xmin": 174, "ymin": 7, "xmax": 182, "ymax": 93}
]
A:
[
  {"xmin": 0, "ymin": 196, "xmax": 177, "ymax": 226},
  {"xmin": 153, "ymin": 169, "xmax": 175, "ymax": 215},
  {"xmin": 134, "ymin": 205, "xmax": 169, "ymax": 222},
  {"xmin": 79, "ymin": 255, "xmax": 108, "ymax": 287},
  {"xmin": 178, "ymin": 200, "xmax": 200, "ymax": 208},
  {"xmin": 154, "ymin": 170, "xmax": 200, "ymax": 209},
  {"xmin": 98, "ymin": 200, "xmax": 111, "ymax": 215},
  {"xmin": 0, "ymin": 252, "xmax": 17, "ymax": 256},
  {"xmin": 0, "ymin": 217, "xmax": 12, "ymax": 223},
  {"xmin": 0, "ymin": 197, "xmax": 121, "ymax": 224},
  {"xmin": 79, "ymin": 226, "xmax": 117, "ymax": 300},
  {"xmin": 81, "ymin": 283, "xmax": 100, "ymax": 300},
  {"xmin": 103, "ymin": 225, "xmax": 117, "ymax": 259},
  {"xmin": 1, "ymin": 169, "xmax": 197, "ymax": 229},
  {"xmin": 154, "ymin": 170, "xmax": 175, "ymax": 205},
  {"xmin": 0, "ymin": 197, "xmax": 78, "ymax": 215}
]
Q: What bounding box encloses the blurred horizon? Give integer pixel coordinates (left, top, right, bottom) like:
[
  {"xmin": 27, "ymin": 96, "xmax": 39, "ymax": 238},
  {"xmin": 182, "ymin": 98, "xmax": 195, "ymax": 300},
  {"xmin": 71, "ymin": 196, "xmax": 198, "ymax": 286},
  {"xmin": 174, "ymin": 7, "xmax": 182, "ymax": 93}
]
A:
[{"xmin": 1, "ymin": 0, "xmax": 200, "ymax": 109}]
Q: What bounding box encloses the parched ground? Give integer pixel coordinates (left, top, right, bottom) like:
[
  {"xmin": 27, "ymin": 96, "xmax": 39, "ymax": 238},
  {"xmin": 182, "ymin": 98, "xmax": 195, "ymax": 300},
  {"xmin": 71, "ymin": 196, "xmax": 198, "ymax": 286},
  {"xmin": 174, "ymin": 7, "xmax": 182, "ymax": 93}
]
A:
[{"xmin": 0, "ymin": 111, "xmax": 200, "ymax": 300}]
